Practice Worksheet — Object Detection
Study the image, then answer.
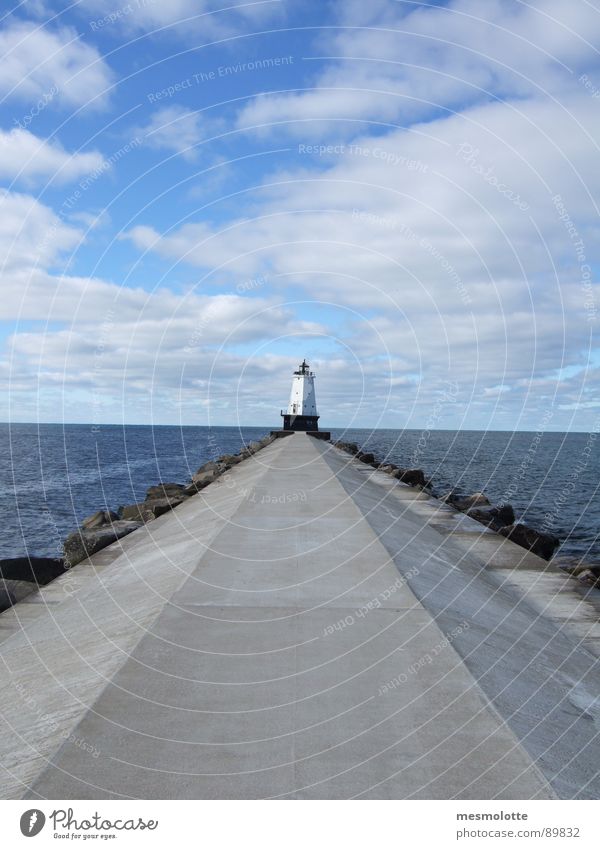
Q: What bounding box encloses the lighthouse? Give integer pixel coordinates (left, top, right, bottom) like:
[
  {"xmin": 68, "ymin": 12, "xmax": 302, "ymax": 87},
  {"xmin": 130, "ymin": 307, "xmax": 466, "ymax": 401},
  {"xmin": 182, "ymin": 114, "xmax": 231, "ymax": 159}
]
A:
[{"xmin": 281, "ymin": 360, "xmax": 320, "ymax": 431}]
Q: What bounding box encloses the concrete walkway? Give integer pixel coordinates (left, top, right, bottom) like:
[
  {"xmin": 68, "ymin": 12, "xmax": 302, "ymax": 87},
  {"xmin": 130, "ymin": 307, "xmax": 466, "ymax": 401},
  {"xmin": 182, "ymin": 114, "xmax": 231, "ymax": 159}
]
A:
[{"xmin": 0, "ymin": 433, "xmax": 576, "ymax": 798}]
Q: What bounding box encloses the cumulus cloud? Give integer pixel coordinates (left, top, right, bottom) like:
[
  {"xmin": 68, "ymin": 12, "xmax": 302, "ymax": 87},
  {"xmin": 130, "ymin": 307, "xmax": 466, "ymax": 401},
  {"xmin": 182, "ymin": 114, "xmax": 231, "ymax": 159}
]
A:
[
  {"xmin": 123, "ymin": 85, "xmax": 600, "ymax": 425},
  {"xmin": 237, "ymin": 0, "xmax": 600, "ymax": 134},
  {"xmin": 3, "ymin": 0, "xmax": 600, "ymax": 427},
  {"xmin": 0, "ymin": 20, "xmax": 114, "ymax": 108},
  {"xmin": 137, "ymin": 106, "xmax": 204, "ymax": 160},
  {"xmin": 0, "ymin": 128, "xmax": 105, "ymax": 185},
  {"xmin": 82, "ymin": 0, "xmax": 283, "ymax": 38},
  {"xmin": 0, "ymin": 188, "xmax": 82, "ymax": 273}
]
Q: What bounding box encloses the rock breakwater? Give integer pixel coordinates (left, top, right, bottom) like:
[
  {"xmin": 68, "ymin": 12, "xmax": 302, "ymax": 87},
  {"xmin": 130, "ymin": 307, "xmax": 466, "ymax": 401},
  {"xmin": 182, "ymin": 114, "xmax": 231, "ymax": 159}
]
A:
[
  {"xmin": 0, "ymin": 434, "xmax": 276, "ymax": 613},
  {"xmin": 331, "ymin": 439, "xmax": 568, "ymax": 569}
]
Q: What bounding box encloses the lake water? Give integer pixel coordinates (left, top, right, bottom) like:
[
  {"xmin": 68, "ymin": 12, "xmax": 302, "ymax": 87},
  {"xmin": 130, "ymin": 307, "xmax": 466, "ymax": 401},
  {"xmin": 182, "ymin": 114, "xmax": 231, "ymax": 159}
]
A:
[{"xmin": 0, "ymin": 424, "xmax": 598, "ymax": 564}]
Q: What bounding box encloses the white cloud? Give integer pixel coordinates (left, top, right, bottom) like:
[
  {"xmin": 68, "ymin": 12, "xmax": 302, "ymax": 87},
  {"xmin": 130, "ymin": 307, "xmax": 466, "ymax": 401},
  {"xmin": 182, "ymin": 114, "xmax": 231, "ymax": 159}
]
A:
[
  {"xmin": 0, "ymin": 188, "xmax": 82, "ymax": 272},
  {"xmin": 0, "ymin": 20, "xmax": 114, "ymax": 108},
  {"xmin": 237, "ymin": 0, "xmax": 600, "ymax": 135},
  {"xmin": 138, "ymin": 106, "xmax": 203, "ymax": 159},
  {"xmin": 82, "ymin": 0, "xmax": 283, "ymax": 38},
  {"xmin": 0, "ymin": 128, "xmax": 104, "ymax": 185},
  {"xmin": 122, "ymin": 88, "xmax": 600, "ymax": 426}
]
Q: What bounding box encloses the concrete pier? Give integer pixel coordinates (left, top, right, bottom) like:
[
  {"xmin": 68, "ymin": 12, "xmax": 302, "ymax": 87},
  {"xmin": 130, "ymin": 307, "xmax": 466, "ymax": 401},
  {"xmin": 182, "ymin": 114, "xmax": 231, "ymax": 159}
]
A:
[{"xmin": 1, "ymin": 433, "xmax": 599, "ymax": 799}]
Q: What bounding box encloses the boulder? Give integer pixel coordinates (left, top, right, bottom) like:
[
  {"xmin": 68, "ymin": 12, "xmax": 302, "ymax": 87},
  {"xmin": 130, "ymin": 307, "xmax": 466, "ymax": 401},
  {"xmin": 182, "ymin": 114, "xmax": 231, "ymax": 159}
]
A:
[
  {"xmin": 555, "ymin": 557, "xmax": 592, "ymax": 576},
  {"xmin": 440, "ymin": 491, "xmax": 458, "ymax": 503},
  {"xmin": 63, "ymin": 520, "xmax": 142, "ymax": 569},
  {"xmin": 121, "ymin": 496, "xmax": 185, "ymax": 522},
  {"xmin": 146, "ymin": 497, "xmax": 185, "ymax": 518},
  {"xmin": 183, "ymin": 479, "xmax": 211, "ymax": 496},
  {"xmin": 0, "ymin": 587, "xmax": 16, "ymax": 614},
  {"xmin": 336, "ymin": 441, "xmax": 359, "ymax": 455},
  {"xmin": 120, "ymin": 503, "xmax": 156, "ymax": 523},
  {"xmin": 219, "ymin": 454, "xmax": 241, "ymax": 465},
  {"xmin": 145, "ymin": 482, "xmax": 187, "ymax": 500},
  {"xmin": 498, "ymin": 523, "xmax": 560, "ymax": 560},
  {"xmin": 81, "ymin": 509, "xmax": 119, "ymax": 530},
  {"xmin": 379, "ymin": 464, "xmax": 399, "ymax": 474},
  {"xmin": 0, "ymin": 579, "xmax": 38, "ymax": 612},
  {"xmin": 393, "ymin": 468, "xmax": 426, "ymax": 487},
  {"xmin": 466, "ymin": 504, "xmax": 515, "ymax": 529},
  {"xmin": 578, "ymin": 568, "xmax": 600, "ymax": 588},
  {"xmin": 191, "ymin": 469, "xmax": 218, "ymax": 487},
  {"xmin": 357, "ymin": 452, "xmax": 376, "ymax": 465},
  {"xmin": 0, "ymin": 556, "xmax": 66, "ymax": 584},
  {"xmin": 450, "ymin": 492, "xmax": 490, "ymax": 511}
]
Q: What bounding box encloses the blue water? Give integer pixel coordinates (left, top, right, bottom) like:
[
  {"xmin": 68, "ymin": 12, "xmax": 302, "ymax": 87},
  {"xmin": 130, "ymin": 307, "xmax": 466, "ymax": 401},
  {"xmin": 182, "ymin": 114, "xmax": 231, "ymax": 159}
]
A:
[
  {"xmin": 0, "ymin": 423, "xmax": 270, "ymax": 559},
  {"xmin": 0, "ymin": 424, "xmax": 598, "ymax": 563},
  {"xmin": 331, "ymin": 428, "xmax": 600, "ymax": 564}
]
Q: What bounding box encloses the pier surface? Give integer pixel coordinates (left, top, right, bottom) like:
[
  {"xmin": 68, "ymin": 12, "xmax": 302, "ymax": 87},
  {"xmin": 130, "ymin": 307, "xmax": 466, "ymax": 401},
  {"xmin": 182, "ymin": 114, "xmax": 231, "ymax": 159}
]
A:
[{"xmin": 1, "ymin": 433, "xmax": 599, "ymax": 799}]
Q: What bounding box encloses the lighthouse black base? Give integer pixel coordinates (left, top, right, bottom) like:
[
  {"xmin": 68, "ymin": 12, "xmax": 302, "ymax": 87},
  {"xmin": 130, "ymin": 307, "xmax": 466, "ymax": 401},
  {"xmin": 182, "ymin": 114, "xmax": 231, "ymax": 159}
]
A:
[{"xmin": 281, "ymin": 413, "xmax": 319, "ymax": 432}]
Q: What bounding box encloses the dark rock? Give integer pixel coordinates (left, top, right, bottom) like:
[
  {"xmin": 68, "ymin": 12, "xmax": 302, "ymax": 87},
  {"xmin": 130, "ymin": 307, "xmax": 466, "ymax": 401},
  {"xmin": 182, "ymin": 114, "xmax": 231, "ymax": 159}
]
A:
[
  {"xmin": 498, "ymin": 523, "xmax": 560, "ymax": 560},
  {"xmin": 450, "ymin": 492, "xmax": 490, "ymax": 511},
  {"xmin": 183, "ymin": 480, "xmax": 210, "ymax": 496},
  {"xmin": 0, "ymin": 556, "xmax": 66, "ymax": 584},
  {"xmin": 577, "ymin": 569, "xmax": 600, "ymax": 588},
  {"xmin": 63, "ymin": 520, "xmax": 142, "ymax": 569},
  {"xmin": 440, "ymin": 491, "xmax": 457, "ymax": 503},
  {"xmin": 121, "ymin": 496, "xmax": 185, "ymax": 522},
  {"xmin": 466, "ymin": 504, "xmax": 515, "ymax": 529},
  {"xmin": 81, "ymin": 509, "xmax": 119, "ymax": 530},
  {"xmin": 191, "ymin": 469, "xmax": 218, "ymax": 487},
  {"xmin": 393, "ymin": 468, "xmax": 426, "ymax": 487},
  {"xmin": 121, "ymin": 503, "xmax": 155, "ymax": 523},
  {"xmin": 0, "ymin": 579, "xmax": 38, "ymax": 612},
  {"xmin": 334, "ymin": 441, "xmax": 360, "ymax": 455},
  {"xmin": 145, "ymin": 482, "xmax": 187, "ymax": 500},
  {"xmin": 0, "ymin": 587, "xmax": 16, "ymax": 613},
  {"xmin": 147, "ymin": 497, "xmax": 185, "ymax": 518},
  {"xmin": 555, "ymin": 556, "xmax": 594, "ymax": 576},
  {"xmin": 357, "ymin": 452, "xmax": 375, "ymax": 465},
  {"xmin": 219, "ymin": 454, "xmax": 241, "ymax": 465}
]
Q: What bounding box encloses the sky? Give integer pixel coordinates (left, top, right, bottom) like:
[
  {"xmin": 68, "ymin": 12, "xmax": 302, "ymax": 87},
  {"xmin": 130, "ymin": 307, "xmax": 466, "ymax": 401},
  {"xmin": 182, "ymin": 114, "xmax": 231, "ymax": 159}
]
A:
[{"xmin": 1, "ymin": 0, "xmax": 599, "ymax": 431}]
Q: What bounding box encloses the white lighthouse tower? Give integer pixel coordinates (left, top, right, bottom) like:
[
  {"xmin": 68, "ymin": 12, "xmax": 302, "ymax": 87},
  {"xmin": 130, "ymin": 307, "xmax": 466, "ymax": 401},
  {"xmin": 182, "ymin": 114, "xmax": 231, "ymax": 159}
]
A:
[{"xmin": 281, "ymin": 360, "xmax": 320, "ymax": 431}]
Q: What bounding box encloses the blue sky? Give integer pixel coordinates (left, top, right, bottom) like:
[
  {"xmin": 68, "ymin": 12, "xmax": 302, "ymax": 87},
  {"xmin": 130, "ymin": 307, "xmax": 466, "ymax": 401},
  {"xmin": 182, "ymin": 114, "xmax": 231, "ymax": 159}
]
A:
[{"xmin": 1, "ymin": 0, "xmax": 600, "ymax": 430}]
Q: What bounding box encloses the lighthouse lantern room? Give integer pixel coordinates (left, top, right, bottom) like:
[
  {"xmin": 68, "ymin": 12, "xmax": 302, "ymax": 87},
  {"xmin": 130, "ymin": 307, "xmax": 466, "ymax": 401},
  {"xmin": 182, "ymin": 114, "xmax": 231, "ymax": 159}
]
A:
[{"xmin": 281, "ymin": 360, "xmax": 320, "ymax": 431}]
